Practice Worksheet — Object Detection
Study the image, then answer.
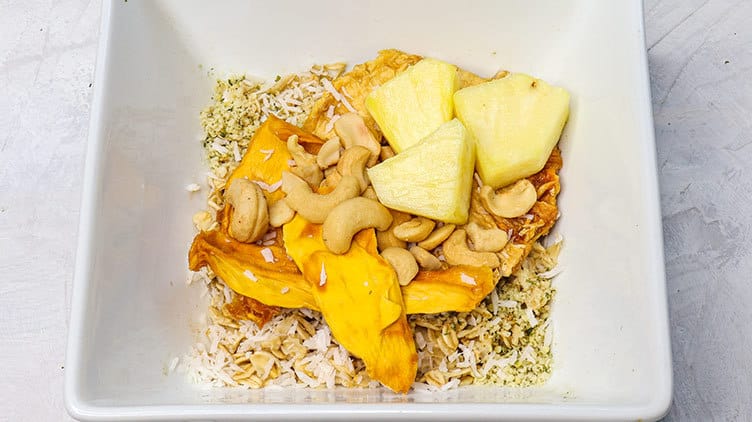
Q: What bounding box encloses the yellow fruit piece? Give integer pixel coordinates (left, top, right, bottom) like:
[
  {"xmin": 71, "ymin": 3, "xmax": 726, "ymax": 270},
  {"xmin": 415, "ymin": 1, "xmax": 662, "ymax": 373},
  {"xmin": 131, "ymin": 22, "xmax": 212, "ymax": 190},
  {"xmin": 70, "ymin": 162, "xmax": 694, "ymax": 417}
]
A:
[
  {"xmin": 367, "ymin": 119, "xmax": 475, "ymax": 224},
  {"xmin": 402, "ymin": 265, "xmax": 495, "ymax": 314},
  {"xmin": 226, "ymin": 115, "xmax": 325, "ymax": 203},
  {"xmin": 365, "ymin": 58, "xmax": 458, "ymax": 152},
  {"xmin": 282, "ymin": 215, "xmax": 417, "ymax": 393},
  {"xmin": 454, "ymin": 73, "xmax": 570, "ymax": 188},
  {"xmin": 189, "ymin": 230, "xmax": 317, "ymax": 310}
]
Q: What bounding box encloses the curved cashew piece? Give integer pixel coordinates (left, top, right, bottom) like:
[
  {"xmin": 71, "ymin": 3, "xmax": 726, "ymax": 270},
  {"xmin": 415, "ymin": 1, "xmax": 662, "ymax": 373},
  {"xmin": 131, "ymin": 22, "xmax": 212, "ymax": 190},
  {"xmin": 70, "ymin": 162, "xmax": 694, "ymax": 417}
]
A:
[
  {"xmin": 334, "ymin": 113, "xmax": 380, "ymax": 166},
  {"xmin": 321, "ymin": 167, "xmax": 342, "ymax": 190},
  {"xmin": 380, "ymin": 146, "xmax": 395, "ymax": 161},
  {"xmin": 376, "ymin": 210, "xmax": 411, "ymax": 251},
  {"xmin": 283, "ymin": 173, "xmax": 360, "ymax": 224},
  {"xmin": 465, "ymin": 221, "xmax": 508, "ymax": 252},
  {"xmin": 268, "ymin": 200, "xmax": 296, "ymax": 227},
  {"xmin": 362, "ymin": 186, "xmax": 379, "ymax": 201},
  {"xmin": 225, "ymin": 178, "xmax": 269, "ymax": 243},
  {"xmin": 417, "ymin": 224, "xmax": 456, "ymax": 251},
  {"xmin": 479, "ymin": 179, "xmax": 537, "ymax": 218},
  {"xmin": 287, "ymin": 134, "xmax": 323, "ymax": 187},
  {"xmin": 442, "ymin": 230, "xmax": 500, "ymax": 268},
  {"xmin": 316, "ymin": 137, "xmax": 341, "ymax": 169},
  {"xmin": 393, "ymin": 217, "xmax": 436, "ymax": 242},
  {"xmin": 380, "ymin": 247, "xmax": 419, "ymax": 286},
  {"xmin": 322, "ymin": 197, "xmax": 393, "ymax": 254},
  {"xmin": 409, "ymin": 245, "xmax": 443, "ymax": 270},
  {"xmin": 336, "ymin": 145, "xmax": 371, "ymax": 192}
]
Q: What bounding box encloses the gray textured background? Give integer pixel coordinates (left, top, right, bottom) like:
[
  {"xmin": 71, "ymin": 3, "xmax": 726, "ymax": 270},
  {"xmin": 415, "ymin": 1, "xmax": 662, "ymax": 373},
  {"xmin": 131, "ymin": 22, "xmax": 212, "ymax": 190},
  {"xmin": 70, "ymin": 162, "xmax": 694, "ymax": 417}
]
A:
[{"xmin": 0, "ymin": 0, "xmax": 748, "ymax": 420}]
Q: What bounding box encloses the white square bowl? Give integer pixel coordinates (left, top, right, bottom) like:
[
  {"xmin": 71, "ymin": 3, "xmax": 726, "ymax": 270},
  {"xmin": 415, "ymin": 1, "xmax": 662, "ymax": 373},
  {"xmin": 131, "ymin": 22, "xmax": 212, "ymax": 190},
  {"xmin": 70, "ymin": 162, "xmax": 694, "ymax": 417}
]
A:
[{"xmin": 65, "ymin": 0, "xmax": 672, "ymax": 420}]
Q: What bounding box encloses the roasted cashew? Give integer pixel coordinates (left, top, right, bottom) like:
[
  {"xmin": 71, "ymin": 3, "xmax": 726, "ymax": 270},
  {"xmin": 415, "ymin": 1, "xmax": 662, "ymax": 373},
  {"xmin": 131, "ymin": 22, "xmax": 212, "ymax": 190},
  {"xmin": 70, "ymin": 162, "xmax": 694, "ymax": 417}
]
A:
[
  {"xmin": 322, "ymin": 197, "xmax": 393, "ymax": 254},
  {"xmin": 287, "ymin": 134, "xmax": 323, "ymax": 187},
  {"xmin": 417, "ymin": 224, "xmax": 456, "ymax": 250},
  {"xmin": 380, "ymin": 146, "xmax": 395, "ymax": 161},
  {"xmin": 465, "ymin": 221, "xmax": 508, "ymax": 252},
  {"xmin": 225, "ymin": 178, "xmax": 269, "ymax": 243},
  {"xmin": 283, "ymin": 173, "xmax": 360, "ymax": 224},
  {"xmin": 442, "ymin": 230, "xmax": 500, "ymax": 268},
  {"xmin": 316, "ymin": 137, "xmax": 341, "ymax": 169},
  {"xmin": 409, "ymin": 245, "xmax": 443, "ymax": 270},
  {"xmin": 362, "ymin": 186, "xmax": 379, "ymax": 200},
  {"xmin": 268, "ymin": 200, "xmax": 295, "ymax": 227},
  {"xmin": 479, "ymin": 179, "xmax": 537, "ymax": 218},
  {"xmin": 336, "ymin": 145, "xmax": 371, "ymax": 192},
  {"xmin": 380, "ymin": 247, "xmax": 419, "ymax": 286},
  {"xmin": 334, "ymin": 113, "xmax": 380, "ymax": 166},
  {"xmin": 393, "ymin": 217, "xmax": 436, "ymax": 242},
  {"xmin": 281, "ymin": 171, "xmax": 310, "ymax": 193},
  {"xmin": 321, "ymin": 167, "xmax": 342, "ymax": 190},
  {"xmin": 376, "ymin": 210, "xmax": 411, "ymax": 251}
]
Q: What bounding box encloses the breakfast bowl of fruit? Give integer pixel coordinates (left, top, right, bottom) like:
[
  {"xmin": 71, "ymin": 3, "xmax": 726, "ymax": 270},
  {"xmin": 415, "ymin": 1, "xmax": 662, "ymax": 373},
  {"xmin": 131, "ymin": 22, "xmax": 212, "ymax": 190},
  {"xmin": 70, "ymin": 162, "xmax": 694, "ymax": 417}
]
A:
[{"xmin": 65, "ymin": 1, "xmax": 672, "ymax": 420}]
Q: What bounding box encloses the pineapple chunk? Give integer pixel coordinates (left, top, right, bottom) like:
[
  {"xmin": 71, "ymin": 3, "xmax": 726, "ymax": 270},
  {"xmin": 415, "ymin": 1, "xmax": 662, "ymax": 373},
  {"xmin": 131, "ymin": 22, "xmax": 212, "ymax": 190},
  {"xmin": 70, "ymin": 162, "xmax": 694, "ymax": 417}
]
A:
[
  {"xmin": 367, "ymin": 119, "xmax": 475, "ymax": 224},
  {"xmin": 454, "ymin": 73, "xmax": 570, "ymax": 188},
  {"xmin": 365, "ymin": 58, "xmax": 459, "ymax": 152}
]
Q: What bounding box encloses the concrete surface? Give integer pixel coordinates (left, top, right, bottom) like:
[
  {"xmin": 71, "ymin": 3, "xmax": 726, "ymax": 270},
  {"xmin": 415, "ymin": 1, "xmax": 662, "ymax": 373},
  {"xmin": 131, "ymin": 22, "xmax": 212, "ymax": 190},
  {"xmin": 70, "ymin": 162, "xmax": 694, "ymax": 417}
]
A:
[{"xmin": 0, "ymin": 0, "xmax": 749, "ymax": 420}]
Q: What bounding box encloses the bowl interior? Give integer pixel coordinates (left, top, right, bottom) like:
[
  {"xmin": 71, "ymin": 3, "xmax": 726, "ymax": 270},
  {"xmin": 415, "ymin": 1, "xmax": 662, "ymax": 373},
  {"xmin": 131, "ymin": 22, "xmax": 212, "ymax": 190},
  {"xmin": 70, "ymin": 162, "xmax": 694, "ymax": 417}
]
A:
[{"xmin": 68, "ymin": 0, "xmax": 670, "ymax": 416}]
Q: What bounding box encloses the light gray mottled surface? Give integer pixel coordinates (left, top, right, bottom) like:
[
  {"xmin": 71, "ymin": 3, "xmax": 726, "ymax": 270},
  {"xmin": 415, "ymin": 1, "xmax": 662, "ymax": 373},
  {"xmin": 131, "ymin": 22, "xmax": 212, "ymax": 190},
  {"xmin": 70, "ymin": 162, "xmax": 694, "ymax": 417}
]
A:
[{"xmin": 0, "ymin": 1, "xmax": 748, "ymax": 420}]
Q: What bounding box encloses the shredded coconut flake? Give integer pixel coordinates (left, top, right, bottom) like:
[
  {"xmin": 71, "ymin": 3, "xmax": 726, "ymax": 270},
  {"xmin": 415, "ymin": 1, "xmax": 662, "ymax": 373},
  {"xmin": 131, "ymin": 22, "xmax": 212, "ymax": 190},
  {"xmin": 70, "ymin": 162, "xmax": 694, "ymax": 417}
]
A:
[
  {"xmin": 499, "ymin": 300, "xmax": 518, "ymax": 308},
  {"xmin": 319, "ymin": 264, "xmax": 327, "ymax": 286},
  {"xmin": 460, "ymin": 273, "xmax": 477, "ymax": 286},
  {"xmin": 185, "ymin": 183, "xmax": 201, "ymax": 192},
  {"xmin": 243, "ymin": 270, "xmax": 258, "ymax": 282},
  {"xmin": 324, "ymin": 114, "xmax": 341, "ymax": 134},
  {"xmin": 280, "ymin": 287, "xmax": 290, "ymax": 294},
  {"xmin": 260, "ymin": 247, "xmax": 275, "ymax": 263},
  {"xmin": 259, "ymin": 149, "xmax": 274, "ymax": 162},
  {"xmin": 525, "ymin": 308, "xmax": 539, "ymax": 327}
]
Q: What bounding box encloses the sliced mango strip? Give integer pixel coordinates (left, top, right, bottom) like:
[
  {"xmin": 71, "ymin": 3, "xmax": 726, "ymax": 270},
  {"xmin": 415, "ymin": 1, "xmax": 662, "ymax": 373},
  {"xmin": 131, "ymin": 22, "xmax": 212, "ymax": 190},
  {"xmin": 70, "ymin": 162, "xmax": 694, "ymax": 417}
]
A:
[
  {"xmin": 401, "ymin": 265, "xmax": 495, "ymax": 314},
  {"xmin": 283, "ymin": 215, "xmax": 417, "ymax": 393},
  {"xmin": 189, "ymin": 230, "xmax": 317, "ymax": 310},
  {"xmin": 225, "ymin": 115, "xmax": 325, "ymax": 204}
]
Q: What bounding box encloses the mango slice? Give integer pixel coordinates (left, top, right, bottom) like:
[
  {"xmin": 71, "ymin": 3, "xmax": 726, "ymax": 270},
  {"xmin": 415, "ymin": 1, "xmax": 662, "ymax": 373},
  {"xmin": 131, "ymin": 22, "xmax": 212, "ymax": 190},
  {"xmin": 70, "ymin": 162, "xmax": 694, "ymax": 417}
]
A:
[
  {"xmin": 189, "ymin": 230, "xmax": 317, "ymax": 310},
  {"xmin": 402, "ymin": 265, "xmax": 495, "ymax": 314},
  {"xmin": 283, "ymin": 215, "xmax": 417, "ymax": 393},
  {"xmin": 226, "ymin": 115, "xmax": 325, "ymax": 203}
]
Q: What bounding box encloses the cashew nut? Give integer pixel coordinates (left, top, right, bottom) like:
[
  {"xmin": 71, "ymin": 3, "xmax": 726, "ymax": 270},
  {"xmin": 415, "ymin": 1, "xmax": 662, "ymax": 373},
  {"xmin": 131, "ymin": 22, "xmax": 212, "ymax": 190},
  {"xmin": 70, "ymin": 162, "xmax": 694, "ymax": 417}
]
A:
[
  {"xmin": 268, "ymin": 200, "xmax": 295, "ymax": 227},
  {"xmin": 393, "ymin": 217, "xmax": 436, "ymax": 242},
  {"xmin": 336, "ymin": 145, "xmax": 370, "ymax": 192},
  {"xmin": 380, "ymin": 247, "xmax": 419, "ymax": 286},
  {"xmin": 287, "ymin": 134, "xmax": 323, "ymax": 187},
  {"xmin": 479, "ymin": 179, "xmax": 537, "ymax": 218},
  {"xmin": 362, "ymin": 186, "xmax": 379, "ymax": 200},
  {"xmin": 417, "ymin": 224, "xmax": 456, "ymax": 250},
  {"xmin": 334, "ymin": 113, "xmax": 380, "ymax": 166},
  {"xmin": 283, "ymin": 172, "xmax": 360, "ymax": 224},
  {"xmin": 442, "ymin": 230, "xmax": 500, "ymax": 268},
  {"xmin": 409, "ymin": 245, "xmax": 443, "ymax": 270},
  {"xmin": 225, "ymin": 178, "xmax": 269, "ymax": 243},
  {"xmin": 376, "ymin": 210, "xmax": 411, "ymax": 251},
  {"xmin": 465, "ymin": 221, "xmax": 508, "ymax": 252},
  {"xmin": 380, "ymin": 146, "xmax": 395, "ymax": 161},
  {"xmin": 321, "ymin": 167, "xmax": 342, "ymax": 190},
  {"xmin": 316, "ymin": 137, "xmax": 341, "ymax": 169},
  {"xmin": 322, "ymin": 197, "xmax": 393, "ymax": 254}
]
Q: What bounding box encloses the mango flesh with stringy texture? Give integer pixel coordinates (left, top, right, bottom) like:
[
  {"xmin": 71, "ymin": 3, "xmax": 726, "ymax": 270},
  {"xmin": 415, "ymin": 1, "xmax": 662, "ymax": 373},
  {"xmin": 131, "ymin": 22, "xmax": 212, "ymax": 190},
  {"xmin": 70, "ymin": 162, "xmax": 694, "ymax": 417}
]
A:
[{"xmin": 454, "ymin": 73, "xmax": 570, "ymax": 188}]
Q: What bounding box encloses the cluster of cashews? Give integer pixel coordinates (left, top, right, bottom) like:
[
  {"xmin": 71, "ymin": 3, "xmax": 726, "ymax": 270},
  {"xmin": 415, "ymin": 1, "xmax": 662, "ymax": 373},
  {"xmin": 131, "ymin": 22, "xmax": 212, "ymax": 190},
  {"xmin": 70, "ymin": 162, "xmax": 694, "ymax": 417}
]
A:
[{"xmin": 222, "ymin": 112, "xmax": 540, "ymax": 286}]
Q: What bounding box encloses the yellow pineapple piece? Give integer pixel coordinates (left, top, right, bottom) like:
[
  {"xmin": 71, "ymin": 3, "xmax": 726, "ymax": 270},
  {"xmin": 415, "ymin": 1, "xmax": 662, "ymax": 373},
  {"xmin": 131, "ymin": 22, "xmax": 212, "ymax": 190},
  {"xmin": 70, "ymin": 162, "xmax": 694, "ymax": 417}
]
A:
[
  {"xmin": 367, "ymin": 119, "xmax": 475, "ymax": 224},
  {"xmin": 365, "ymin": 58, "xmax": 459, "ymax": 152},
  {"xmin": 454, "ymin": 73, "xmax": 570, "ymax": 188}
]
